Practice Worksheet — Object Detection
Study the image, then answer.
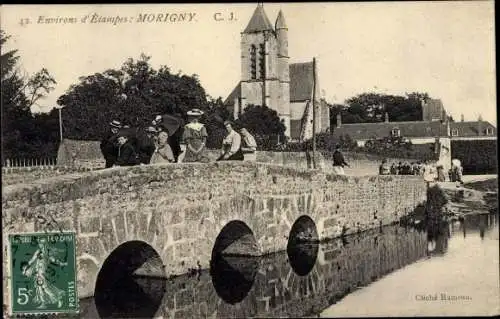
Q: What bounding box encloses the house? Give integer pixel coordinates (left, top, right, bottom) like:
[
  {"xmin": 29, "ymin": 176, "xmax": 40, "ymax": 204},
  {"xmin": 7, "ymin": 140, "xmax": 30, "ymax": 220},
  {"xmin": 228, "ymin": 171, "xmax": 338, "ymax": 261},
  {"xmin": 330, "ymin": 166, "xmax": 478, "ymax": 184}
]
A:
[
  {"xmin": 449, "ymin": 116, "xmax": 497, "ymax": 141},
  {"xmin": 330, "ymin": 112, "xmax": 450, "ymax": 147},
  {"xmin": 330, "ymin": 103, "xmax": 497, "ymax": 173},
  {"xmin": 224, "ymin": 4, "xmax": 329, "ymax": 141}
]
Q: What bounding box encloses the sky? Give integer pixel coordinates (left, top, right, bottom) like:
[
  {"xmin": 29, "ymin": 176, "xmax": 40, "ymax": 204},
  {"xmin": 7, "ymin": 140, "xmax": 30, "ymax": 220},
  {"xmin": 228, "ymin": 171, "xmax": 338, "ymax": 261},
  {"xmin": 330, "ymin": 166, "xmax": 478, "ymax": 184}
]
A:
[{"xmin": 1, "ymin": 2, "xmax": 496, "ymax": 125}]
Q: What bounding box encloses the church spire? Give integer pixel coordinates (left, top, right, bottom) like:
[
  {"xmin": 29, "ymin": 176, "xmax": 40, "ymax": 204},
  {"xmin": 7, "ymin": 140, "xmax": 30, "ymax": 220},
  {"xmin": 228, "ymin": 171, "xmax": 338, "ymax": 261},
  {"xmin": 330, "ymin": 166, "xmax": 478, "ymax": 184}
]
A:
[
  {"xmin": 243, "ymin": 3, "xmax": 274, "ymax": 33},
  {"xmin": 275, "ymin": 9, "xmax": 287, "ymax": 30}
]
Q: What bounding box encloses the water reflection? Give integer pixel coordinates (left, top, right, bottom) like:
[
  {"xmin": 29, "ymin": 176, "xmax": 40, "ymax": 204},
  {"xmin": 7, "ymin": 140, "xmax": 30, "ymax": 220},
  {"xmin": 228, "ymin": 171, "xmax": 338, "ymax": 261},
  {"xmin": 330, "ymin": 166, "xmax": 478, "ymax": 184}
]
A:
[
  {"xmin": 210, "ymin": 255, "xmax": 259, "ymax": 304},
  {"xmin": 86, "ymin": 212, "xmax": 498, "ymax": 318},
  {"xmin": 94, "ymin": 275, "xmax": 166, "ymax": 318},
  {"xmin": 426, "ymin": 221, "xmax": 450, "ymax": 256},
  {"xmin": 287, "ymin": 242, "xmax": 319, "ymax": 276}
]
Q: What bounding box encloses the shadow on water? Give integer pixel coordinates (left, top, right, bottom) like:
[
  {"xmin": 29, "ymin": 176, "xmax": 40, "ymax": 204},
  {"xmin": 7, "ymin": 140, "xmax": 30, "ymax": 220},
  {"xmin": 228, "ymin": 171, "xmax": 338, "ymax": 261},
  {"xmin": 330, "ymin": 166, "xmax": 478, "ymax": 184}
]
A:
[
  {"xmin": 94, "ymin": 241, "xmax": 166, "ymax": 318},
  {"xmin": 210, "ymin": 255, "xmax": 259, "ymax": 305},
  {"xmin": 86, "ymin": 211, "xmax": 498, "ymax": 319},
  {"xmin": 287, "ymin": 242, "xmax": 319, "ymax": 276}
]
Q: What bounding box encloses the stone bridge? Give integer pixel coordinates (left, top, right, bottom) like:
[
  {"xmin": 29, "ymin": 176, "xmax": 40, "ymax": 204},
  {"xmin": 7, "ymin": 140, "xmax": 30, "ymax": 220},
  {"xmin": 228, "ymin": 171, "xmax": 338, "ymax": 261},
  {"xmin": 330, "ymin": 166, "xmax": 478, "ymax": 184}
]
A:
[
  {"xmin": 2, "ymin": 162, "xmax": 427, "ymax": 302},
  {"xmin": 79, "ymin": 225, "xmax": 429, "ymax": 318}
]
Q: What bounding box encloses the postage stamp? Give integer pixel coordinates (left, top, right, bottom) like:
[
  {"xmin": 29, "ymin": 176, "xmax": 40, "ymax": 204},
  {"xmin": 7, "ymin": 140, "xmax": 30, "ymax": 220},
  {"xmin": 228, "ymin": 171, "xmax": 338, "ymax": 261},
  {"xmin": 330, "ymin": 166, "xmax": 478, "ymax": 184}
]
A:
[{"xmin": 8, "ymin": 232, "xmax": 79, "ymax": 315}]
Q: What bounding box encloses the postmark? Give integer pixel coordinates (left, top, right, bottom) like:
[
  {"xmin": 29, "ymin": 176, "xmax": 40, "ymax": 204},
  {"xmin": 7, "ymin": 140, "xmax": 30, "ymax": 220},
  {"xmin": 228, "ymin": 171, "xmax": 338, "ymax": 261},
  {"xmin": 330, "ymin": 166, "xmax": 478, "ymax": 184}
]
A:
[{"xmin": 8, "ymin": 232, "xmax": 78, "ymax": 315}]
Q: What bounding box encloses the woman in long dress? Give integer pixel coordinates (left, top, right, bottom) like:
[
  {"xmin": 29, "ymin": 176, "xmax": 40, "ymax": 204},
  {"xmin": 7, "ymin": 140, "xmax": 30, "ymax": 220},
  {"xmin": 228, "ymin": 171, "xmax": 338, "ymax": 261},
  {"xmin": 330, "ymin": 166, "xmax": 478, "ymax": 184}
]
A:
[{"xmin": 177, "ymin": 109, "xmax": 209, "ymax": 163}]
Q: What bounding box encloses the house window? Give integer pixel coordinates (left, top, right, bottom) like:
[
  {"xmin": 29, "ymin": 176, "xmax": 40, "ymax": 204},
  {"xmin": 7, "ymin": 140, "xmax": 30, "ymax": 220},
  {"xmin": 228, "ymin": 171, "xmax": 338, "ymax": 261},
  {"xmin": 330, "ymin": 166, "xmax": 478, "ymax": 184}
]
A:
[
  {"xmin": 250, "ymin": 45, "xmax": 257, "ymax": 80},
  {"xmin": 486, "ymin": 127, "xmax": 493, "ymax": 135},
  {"xmin": 451, "ymin": 129, "xmax": 459, "ymax": 137},
  {"xmin": 391, "ymin": 128, "xmax": 400, "ymax": 137}
]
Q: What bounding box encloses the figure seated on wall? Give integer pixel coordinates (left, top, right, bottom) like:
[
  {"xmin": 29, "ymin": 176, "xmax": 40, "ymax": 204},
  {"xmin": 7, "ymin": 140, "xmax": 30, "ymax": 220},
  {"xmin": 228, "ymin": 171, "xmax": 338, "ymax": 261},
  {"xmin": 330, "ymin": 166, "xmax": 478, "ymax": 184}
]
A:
[
  {"xmin": 150, "ymin": 127, "xmax": 175, "ymax": 164},
  {"xmin": 114, "ymin": 136, "xmax": 141, "ymax": 167},
  {"xmin": 239, "ymin": 128, "xmax": 257, "ymax": 162},
  {"xmin": 217, "ymin": 121, "xmax": 244, "ymax": 161}
]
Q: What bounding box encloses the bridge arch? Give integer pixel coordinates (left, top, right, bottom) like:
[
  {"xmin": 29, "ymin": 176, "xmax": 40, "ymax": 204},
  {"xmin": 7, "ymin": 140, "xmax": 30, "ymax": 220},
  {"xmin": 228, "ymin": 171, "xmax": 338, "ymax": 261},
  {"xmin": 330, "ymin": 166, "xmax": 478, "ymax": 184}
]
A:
[
  {"xmin": 94, "ymin": 240, "xmax": 166, "ymax": 318},
  {"xmin": 287, "ymin": 215, "xmax": 319, "ymax": 276},
  {"xmin": 211, "ymin": 220, "xmax": 260, "ymax": 258}
]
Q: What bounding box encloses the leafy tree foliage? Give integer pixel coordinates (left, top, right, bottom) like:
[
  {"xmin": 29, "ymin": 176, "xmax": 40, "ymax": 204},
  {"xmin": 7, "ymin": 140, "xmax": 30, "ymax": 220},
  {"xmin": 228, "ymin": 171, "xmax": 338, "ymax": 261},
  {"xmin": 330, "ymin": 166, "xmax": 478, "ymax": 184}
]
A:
[
  {"xmin": 56, "ymin": 54, "xmax": 208, "ymax": 140},
  {"xmin": 1, "ymin": 30, "xmax": 58, "ymax": 160},
  {"xmin": 234, "ymin": 104, "xmax": 286, "ymax": 150},
  {"xmin": 329, "ymin": 92, "xmax": 429, "ymax": 126}
]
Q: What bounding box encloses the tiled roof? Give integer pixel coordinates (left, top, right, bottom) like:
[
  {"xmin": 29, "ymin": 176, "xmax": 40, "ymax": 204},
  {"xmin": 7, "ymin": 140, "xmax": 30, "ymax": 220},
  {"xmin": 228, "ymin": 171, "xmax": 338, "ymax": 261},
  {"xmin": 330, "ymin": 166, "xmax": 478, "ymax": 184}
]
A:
[
  {"xmin": 331, "ymin": 121, "xmax": 449, "ymax": 140},
  {"xmin": 450, "ymin": 121, "xmax": 497, "ymax": 137},
  {"xmin": 289, "ymin": 62, "xmax": 314, "ymax": 102},
  {"xmin": 423, "ymin": 99, "xmax": 447, "ymax": 121},
  {"xmin": 290, "ymin": 119, "xmax": 302, "ymax": 140},
  {"xmin": 57, "ymin": 139, "xmax": 101, "ymax": 165},
  {"xmin": 243, "ymin": 5, "xmax": 274, "ymax": 33},
  {"xmin": 224, "ymin": 83, "xmax": 241, "ymax": 106}
]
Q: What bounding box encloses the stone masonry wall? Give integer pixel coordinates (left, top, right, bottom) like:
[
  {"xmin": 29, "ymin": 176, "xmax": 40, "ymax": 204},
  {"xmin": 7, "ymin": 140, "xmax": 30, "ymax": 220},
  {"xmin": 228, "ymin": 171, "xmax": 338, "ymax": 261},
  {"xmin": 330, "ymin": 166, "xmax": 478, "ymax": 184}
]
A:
[
  {"xmin": 2, "ymin": 162, "xmax": 427, "ymax": 302},
  {"xmin": 1, "ymin": 166, "xmax": 96, "ymax": 186},
  {"xmin": 79, "ymin": 225, "xmax": 428, "ymax": 318}
]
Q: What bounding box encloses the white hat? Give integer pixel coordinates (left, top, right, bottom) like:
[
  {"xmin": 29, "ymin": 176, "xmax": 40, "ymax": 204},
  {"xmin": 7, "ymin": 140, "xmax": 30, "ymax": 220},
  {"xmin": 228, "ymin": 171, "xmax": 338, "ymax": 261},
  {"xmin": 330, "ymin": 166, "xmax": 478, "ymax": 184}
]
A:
[
  {"xmin": 187, "ymin": 108, "xmax": 204, "ymax": 116},
  {"xmin": 110, "ymin": 120, "xmax": 122, "ymax": 128},
  {"xmin": 155, "ymin": 115, "xmax": 162, "ymax": 122}
]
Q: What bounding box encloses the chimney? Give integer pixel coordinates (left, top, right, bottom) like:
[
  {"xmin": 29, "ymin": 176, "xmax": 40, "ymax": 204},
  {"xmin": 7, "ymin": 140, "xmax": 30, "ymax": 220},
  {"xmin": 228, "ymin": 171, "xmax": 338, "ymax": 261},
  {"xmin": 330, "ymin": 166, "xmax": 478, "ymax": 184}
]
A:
[
  {"xmin": 336, "ymin": 113, "xmax": 342, "ymax": 128},
  {"xmin": 384, "ymin": 112, "xmax": 389, "ymax": 123},
  {"xmin": 461, "ymin": 114, "xmax": 464, "ymax": 122},
  {"xmin": 477, "ymin": 115, "xmax": 483, "ymax": 136}
]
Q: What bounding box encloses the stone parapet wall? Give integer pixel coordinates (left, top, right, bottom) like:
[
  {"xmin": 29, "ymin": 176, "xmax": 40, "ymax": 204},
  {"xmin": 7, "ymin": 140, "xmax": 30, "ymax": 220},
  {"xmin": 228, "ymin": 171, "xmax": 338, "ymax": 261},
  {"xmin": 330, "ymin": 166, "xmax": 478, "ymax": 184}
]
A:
[
  {"xmin": 1, "ymin": 166, "xmax": 96, "ymax": 186},
  {"xmin": 2, "ymin": 162, "xmax": 427, "ymax": 301}
]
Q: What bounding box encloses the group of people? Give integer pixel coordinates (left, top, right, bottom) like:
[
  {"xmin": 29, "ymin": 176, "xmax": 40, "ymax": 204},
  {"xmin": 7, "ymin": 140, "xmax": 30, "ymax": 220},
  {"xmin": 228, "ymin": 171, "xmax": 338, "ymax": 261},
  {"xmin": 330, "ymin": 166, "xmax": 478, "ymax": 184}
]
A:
[
  {"xmin": 379, "ymin": 160, "xmax": 426, "ymax": 176},
  {"xmin": 100, "ymin": 108, "xmax": 258, "ymax": 168},
  {"xmin": 378, "ymin": 158, "xmax": 464, "ymax": 183}
]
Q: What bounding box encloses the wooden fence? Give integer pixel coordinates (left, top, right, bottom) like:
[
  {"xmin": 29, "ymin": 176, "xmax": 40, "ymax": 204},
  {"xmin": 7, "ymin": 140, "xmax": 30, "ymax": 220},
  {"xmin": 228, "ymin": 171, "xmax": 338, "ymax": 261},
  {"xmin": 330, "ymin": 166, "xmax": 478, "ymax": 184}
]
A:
[{"xmin": 2, "ymin": 158, "xmax": 58, "ymax": 168}]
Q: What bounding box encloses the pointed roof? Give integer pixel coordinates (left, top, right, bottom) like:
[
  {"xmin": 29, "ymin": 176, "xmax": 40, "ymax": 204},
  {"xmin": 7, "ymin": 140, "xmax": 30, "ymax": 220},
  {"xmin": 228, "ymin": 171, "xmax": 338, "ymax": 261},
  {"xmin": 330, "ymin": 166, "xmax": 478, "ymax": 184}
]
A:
[
  {"xmin": 243, "ymin": 4, "xmax": 274, "ymax": 33},
  {"xmin": 289, "ymin": 62, "xmax": 314, "ymax": 101},
  {"xmin": 275, "ymin": 10, "xmax": 287, "ymax": 29}
]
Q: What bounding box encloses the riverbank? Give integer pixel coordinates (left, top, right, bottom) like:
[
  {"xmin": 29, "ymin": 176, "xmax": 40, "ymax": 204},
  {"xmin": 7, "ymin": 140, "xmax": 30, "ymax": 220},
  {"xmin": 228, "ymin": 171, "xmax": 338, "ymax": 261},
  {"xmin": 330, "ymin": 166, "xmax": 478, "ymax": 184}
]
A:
[
  {"xmin": 441, "ymin": 176, "xmax": 498, "ymax": 220},
  {"xmin": 320, "ymin": 212, "xmax": 499, "ymax": 317}
]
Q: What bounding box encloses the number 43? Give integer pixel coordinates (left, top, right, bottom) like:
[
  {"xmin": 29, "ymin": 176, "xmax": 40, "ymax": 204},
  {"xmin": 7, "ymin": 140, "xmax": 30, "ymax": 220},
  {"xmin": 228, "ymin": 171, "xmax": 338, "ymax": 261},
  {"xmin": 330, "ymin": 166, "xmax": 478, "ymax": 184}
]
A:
[{"xmin": 17, "ymin": 288, "xmax": 32, "ymax": 305}]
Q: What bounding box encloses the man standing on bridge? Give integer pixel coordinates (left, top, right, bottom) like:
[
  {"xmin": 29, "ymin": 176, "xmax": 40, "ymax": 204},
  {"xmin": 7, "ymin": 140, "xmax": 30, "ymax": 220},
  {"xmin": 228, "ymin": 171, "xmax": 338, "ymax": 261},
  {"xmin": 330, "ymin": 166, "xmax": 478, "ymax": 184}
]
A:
[
  {"xmin": 332, "ymin": 144, "xmax": 350, "ymax": 175},
  {"xmin": 100, "ymin": 120, "xmax": 122, "ymax": 168}
]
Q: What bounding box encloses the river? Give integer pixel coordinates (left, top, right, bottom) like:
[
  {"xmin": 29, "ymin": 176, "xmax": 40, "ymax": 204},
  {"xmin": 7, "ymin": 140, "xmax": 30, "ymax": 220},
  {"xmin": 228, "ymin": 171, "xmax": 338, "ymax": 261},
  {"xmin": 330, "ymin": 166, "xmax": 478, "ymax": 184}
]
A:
[{"xmin": 80, "ymin": 211, "xmax": 499, "ymax": 318}]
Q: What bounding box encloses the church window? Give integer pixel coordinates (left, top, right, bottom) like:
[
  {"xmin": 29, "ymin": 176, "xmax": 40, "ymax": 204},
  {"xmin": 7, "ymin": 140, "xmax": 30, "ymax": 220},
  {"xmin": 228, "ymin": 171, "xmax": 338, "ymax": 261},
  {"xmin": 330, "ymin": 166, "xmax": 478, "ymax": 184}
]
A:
[
  {"xmin": 250, "ymin": 45, "xmax": 257, "ymax": 79},
  {"xmin": 259, "ymin": 43, "xmax": 266, "ymax": 79},
  {"xmin": 451, "ymin": 129, "xmax": 458, "ymax": 136}
]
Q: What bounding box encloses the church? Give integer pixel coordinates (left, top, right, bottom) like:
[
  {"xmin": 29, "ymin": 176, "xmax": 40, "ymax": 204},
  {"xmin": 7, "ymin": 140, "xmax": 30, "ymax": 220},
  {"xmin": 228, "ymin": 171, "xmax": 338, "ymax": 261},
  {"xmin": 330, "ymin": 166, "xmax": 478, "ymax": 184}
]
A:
[{"xmin": 224, "ymin": 4, "xmax": 330, "ymax": 141}]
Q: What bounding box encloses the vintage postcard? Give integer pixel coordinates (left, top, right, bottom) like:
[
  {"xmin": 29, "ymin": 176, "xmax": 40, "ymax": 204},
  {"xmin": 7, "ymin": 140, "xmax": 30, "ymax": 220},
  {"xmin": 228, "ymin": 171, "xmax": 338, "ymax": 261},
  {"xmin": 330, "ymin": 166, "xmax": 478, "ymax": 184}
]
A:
[{"xmin": 1, "ymin": 2, "xmax": 497, "ymax": 318}]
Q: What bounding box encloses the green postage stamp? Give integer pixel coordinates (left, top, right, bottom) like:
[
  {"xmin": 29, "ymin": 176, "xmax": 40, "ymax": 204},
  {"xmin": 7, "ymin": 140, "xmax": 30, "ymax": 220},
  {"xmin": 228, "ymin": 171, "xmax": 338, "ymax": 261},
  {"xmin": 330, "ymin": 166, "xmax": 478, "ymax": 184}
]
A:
[{"xmin": 8, "ymin": 232, "xmax": 79, "ymax": 315}]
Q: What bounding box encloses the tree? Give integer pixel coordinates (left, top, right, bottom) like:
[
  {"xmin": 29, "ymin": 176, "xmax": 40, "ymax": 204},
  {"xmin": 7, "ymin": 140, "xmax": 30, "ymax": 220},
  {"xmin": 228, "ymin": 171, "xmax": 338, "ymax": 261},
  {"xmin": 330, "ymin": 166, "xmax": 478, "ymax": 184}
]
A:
[
  {"xmin": 328, "ymin": 92, "xmax": 429, "ymax": 126},
  {"xmin": 1, "ymin": 30, "xmax": 58, "ymax": 160},
  {"xmin": 56, "ymin": 54, "xmax": 208, "ymax": 140}
]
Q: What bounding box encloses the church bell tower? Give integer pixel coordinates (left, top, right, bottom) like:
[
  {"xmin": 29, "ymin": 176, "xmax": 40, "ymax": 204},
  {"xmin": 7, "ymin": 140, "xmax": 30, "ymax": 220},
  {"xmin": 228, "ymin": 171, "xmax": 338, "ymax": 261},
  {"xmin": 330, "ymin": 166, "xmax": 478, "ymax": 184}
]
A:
[{"xmin": 240, "ymin": 4, "xmax": 291, "ymax": 137}]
